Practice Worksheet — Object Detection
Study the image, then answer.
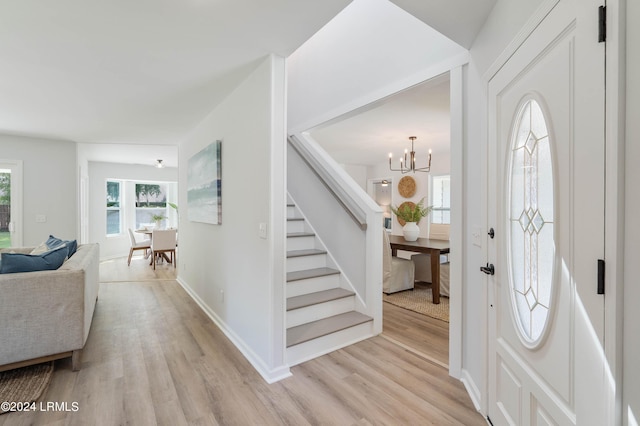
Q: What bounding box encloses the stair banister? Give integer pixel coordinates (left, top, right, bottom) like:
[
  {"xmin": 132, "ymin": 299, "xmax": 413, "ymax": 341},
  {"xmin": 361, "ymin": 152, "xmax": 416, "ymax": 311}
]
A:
[
  {"xmin": 288, "ymin": 135, "xmax": 367, "ymax": 230},
  {"xmin": 287, "ymin": 133, "xmax": 383, "ymax": 339}
]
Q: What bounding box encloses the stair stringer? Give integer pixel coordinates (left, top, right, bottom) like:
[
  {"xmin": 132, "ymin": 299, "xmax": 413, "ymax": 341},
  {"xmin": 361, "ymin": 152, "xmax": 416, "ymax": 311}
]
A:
[{"xmin": 287, "ymin": 194, "xmax": 368, "ymax": 315}]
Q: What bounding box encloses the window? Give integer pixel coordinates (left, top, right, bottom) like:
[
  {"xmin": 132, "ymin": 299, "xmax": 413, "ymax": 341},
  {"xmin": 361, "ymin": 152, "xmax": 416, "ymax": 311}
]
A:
[
  {"xmin": 0, "ymin": 160, "xmax": 23, "ymax": 247},
  {"xmin": 431, "ymin": 175, "xmax": 450, "ymax": 224},
  {"xmin": 135, "ymin": 183, "xmax": 168, "ymax": 229},
  {"xmin": 0, "ymin": 170, "xmax": 10, "ymax": 248},
  {"xmin": 106, "ymin": 180, "xmax": 121, "ymax": 235},
  {"xmin": 508, "ymin": 98, "xmax": 555, "ymax": 345}
]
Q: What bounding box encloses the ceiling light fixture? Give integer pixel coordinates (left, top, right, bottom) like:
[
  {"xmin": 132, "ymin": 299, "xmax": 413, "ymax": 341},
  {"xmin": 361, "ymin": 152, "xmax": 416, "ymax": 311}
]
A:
[
  {"xmin": 388, "ymin": 136, "xmax": 432, "ymax": 174},
  {"xmin": 156, "ymin": 159, "xmax": 164, "ymax": 168}
]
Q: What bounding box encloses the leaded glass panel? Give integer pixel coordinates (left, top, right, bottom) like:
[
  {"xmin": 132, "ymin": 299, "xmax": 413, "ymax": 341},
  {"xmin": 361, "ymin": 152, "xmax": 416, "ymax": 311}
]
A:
[{"xmin": 508, "ymin": 98, "xmax": 555, "ymax": 345}]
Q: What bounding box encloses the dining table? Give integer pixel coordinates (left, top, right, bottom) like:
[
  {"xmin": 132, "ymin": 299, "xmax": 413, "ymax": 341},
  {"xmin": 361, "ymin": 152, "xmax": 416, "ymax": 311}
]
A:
[{"xmin": 388, "ymin": 235, "xmax": 450, "ymax": 304}]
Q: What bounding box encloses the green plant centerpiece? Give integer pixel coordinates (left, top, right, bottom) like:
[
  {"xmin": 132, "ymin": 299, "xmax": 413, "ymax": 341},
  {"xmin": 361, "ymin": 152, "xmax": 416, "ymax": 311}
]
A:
[
  {"xmin": 391, "ymin": 197, "xmax": 432, "ymax": 223},
  {"xmin": 152, "ymin": 214, "xmax": 166, "ymax": 229},
  {"xmin": 391, "ymin": 197, "xmax": 432, "ymax": 241}
]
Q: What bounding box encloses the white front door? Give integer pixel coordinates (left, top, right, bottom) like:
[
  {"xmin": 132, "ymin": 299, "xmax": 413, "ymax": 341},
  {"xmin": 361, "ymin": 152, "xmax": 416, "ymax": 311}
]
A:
[{"xmin": 486, "ymin": 0, "xmax": 607, "ymax": 424}]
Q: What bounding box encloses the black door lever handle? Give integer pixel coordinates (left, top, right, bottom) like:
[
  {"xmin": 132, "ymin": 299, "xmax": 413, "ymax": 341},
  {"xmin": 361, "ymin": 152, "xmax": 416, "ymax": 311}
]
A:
[{"xmin": 480, "ymin": 263, "xmax": 495, "ymax": 275}]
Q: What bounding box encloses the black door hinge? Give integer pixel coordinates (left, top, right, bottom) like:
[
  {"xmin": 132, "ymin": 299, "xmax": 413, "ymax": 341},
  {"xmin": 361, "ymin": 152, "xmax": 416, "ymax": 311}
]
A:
[
  {"xmin": 597, "ymin": 259, "xmax": 605, "ymax": 294},
  {"xmin": 598, "ymin": 5, "xmax": 606, "ymax": 43}
]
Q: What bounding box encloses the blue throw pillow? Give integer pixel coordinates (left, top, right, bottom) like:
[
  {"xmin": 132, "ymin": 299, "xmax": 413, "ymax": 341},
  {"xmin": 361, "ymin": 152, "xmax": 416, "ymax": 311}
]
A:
[
  {"xmin": 45, "ymin": 235, "xmax": 63, "ymax": 247},
  {"xmin": 0, "ymin": 245, "xmax": 69, "ymax": 274},
  {"xmin": 64, "ymin": 239, "xmax": 77, "ymax": 257},
  {"xmin": 46, "ymin": 235, "xmax": 77, "ymax": 258}
]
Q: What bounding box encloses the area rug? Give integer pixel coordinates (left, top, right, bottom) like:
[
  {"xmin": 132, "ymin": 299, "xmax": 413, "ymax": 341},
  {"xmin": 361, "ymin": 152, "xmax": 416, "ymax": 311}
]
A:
[
  {"xmin": 383, "ymin": 285, "xmax": 450, "ymax": 322},
  {"xmin": 0, "ymin": 362, "xmax": 53, "ymax": 414}
]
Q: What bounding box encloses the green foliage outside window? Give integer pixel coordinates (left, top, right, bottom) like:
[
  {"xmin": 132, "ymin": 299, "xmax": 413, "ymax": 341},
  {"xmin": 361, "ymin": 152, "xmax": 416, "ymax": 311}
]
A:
[
  {"xmin": 135, "ymin": 184, "xmax": 166, "ymax": 207},
  {"xmin": 107, "ymin": 181, "xmax": 120, "ymax": 207},
  {"xmin": 0, "ymin": 173, "xmax": 10, "ymax": 205}
]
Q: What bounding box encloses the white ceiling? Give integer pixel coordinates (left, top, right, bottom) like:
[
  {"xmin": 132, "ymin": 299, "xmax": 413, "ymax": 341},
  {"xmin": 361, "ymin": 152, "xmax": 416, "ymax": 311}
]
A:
[
  {"xmin": 0, "ymin": 0, "xmax": 496, "ymax": 167},
  {"xmin": 0, "ymin": 0, "xmax": 350, "ymax": 146},
  {"xmin": 79, "ymin": 143, "xmax": 179, "ymax": 168},
  {"xmin": 311, "ymin": 74, "xmax": 451, "ymax": 167}
]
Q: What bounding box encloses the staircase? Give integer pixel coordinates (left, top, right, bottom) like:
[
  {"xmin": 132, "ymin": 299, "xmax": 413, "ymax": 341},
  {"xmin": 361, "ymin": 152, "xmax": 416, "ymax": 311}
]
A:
[{"xmin": 286, "ymin": 198, "xmax": 374, "ymax": 366}]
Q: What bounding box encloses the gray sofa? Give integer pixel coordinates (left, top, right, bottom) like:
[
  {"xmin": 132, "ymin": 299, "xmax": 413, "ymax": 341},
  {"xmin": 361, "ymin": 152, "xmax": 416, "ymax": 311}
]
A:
[{"xmin": 0, "ymin": 243, "xmax": 99, "ymax": 372}]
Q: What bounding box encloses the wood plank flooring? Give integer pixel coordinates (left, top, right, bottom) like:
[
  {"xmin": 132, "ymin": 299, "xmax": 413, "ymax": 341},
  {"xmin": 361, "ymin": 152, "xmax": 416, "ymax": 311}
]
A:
[
  {"xmin": 382, "ymin": 301, "xmax": 450, "ymax": 367},
  {"xmin": 0, "ymin": 255, "xmax": 485, "ymax": 425}
]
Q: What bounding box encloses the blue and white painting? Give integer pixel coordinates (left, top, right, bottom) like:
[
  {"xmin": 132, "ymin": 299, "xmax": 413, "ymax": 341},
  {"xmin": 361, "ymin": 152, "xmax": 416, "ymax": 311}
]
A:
[{"xmin": 187, "ymin": 141, "xmax": 221, "ymax": 224}]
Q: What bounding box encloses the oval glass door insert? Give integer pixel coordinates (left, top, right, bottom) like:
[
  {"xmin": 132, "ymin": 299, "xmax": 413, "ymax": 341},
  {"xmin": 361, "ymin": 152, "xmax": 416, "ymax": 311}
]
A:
[{"xmin": 508, "ymin": 97, "xmax": 555, "ymax": 346}]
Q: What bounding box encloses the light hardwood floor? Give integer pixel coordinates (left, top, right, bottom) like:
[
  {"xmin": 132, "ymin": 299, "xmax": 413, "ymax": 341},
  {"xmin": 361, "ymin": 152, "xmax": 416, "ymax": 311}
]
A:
[
  {"xmin": 1, "ymin": 254, "xmax": 485, "ymax": 425},
  {"xmin": 382, "ymin": 300, "xmax": 450, "ymax": 368}
]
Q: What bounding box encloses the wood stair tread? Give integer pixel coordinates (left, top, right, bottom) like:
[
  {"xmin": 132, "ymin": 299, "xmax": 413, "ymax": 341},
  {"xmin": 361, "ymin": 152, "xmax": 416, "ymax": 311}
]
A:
[
  {"xmin": 287, "ymin": 232, "xmax": 315, "ymax": 238},
  {"xmin": 287, "ymin": 267, "xmax": 340, "ymax": 282},
  {"xmin": 287, "ymin": 288, "xmax": 354, "ymax": 311},
  {"xmin": 286, "ymin": 311, "xmax": 373, "ymax": 347},
  {"xmin": 287, "ymin": 249, "xmax": 327, "ymax": 258}
]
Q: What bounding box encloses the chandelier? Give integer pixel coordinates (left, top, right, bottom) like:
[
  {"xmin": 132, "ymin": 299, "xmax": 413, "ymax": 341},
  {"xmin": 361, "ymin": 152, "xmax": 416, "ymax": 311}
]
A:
[{"xmin": 388, "ymin": 136, "xmax": 432, "ymax": 173}]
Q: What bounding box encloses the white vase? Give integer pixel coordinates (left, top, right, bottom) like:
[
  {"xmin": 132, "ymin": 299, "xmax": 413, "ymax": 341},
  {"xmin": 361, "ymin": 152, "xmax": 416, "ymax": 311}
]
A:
[{"xmin": 402, "ymin": 222, "xmax": 420, "ymax": 241}]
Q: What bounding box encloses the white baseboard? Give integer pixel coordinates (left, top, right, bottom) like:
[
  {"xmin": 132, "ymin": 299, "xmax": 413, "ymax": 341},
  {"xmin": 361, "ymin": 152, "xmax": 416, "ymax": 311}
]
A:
[
  {"xmin": 460, "ymin": 368, "xmax": 484, "ymax": 414},
  {"xmin": 99, "ymin": 253, "xmax": 128, "ymax": 262},
  {"xmin": 176, "ymin": 276, "xmax": 292, "ymax": 384}
]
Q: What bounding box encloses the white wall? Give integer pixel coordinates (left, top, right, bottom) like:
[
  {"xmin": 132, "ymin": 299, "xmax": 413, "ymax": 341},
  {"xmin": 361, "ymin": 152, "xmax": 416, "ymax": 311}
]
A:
[
  {"xmin": 469, "ymin": 0, "xmax": 546, "ymax": 75},
  {"xmin": 367, "ymin": 152, "xmax": 450, "ymax": 240},
  {"xmin": 287, "ymin": 0, "xmax": 467, "ymax": 133},
  {"xmin": 341, "ymin": 163, "xmax": 367, "ymax": 190},
  {"xmin": 88, "ymin": 161, "xmax": 178, "ymax": 259},
  {"xmin": 177, "ymin": 55, "xmax": 288, "ymax": 383},
  {"xmin": 0, "ymin": 134, "xmax": 77, "ymax": 246},
  {"xmin": 462, "ymin": 0, "xmax": 545, "ymax": 411},
  {"xmin": 77, "ymin": 143, "xmax": 90, "ymax": 243},
  {"xmin": 624, "ymin": 0, "xmax": 639, "ymax": 422}
]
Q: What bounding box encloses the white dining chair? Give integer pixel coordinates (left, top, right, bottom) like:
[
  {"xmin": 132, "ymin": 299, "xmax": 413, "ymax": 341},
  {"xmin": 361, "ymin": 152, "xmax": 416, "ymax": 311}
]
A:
[
  {"xmin": 382, "ymin": 230, "xmax": 415, "ymax": 294},
  {"xmin": 150, "ymin": 229, "xmax": 177, "ymax": 269},
  {"xmin": 127, "ymin": 228, "xmax": 151, "ymax": 266}
]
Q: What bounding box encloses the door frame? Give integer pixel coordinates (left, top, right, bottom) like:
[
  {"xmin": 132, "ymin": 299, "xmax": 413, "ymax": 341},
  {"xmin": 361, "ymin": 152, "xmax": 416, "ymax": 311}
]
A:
[
  {"xmin": 0, "ymin": 159, "xmax": 24, "ymax": 248},
  {"xmin": 479, "ymin": 0, "xmax": 625, "ymax": 422},
  {"xmin": 602, "ymin": 1, "xmax": 626, "ymax": 424},
  {"xmin": 295, "ymin": 63, "xmax": 467, "ymax": 379}
]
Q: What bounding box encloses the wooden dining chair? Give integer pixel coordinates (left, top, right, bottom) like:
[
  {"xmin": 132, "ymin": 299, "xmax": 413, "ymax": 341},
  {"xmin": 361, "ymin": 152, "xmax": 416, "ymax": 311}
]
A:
[
  {"xmin": 127, "ymin": 228, "xmax": 151, "ymax": 266},
  {"xmin": 150, "ymin": 229, "xmax": 177, "ymax": 269}
]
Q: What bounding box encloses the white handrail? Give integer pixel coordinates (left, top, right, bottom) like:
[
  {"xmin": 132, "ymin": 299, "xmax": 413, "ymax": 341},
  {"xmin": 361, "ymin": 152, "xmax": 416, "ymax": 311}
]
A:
[{"xmin": 288, "ymin": 135, "xmax": 368, "ymax": 230}]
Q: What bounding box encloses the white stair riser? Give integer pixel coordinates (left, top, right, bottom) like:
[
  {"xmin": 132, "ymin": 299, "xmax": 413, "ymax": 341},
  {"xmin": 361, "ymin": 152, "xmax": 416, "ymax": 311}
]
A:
[
  {"xmin": 286, "ymin": 220, "xmax": 306, "ymax": 234},
  {"xmin": 286, "ymin": 235, "xmax": 315, "ymax": 251},
  {"xmin": 287, "ymin": 205, "xmax": 298, "ymax": 217},
  {"xmin": 287, "ymin": 296, "xmax": 355, "ymax": 328},
  {"xmin": 286, "ymin": 321, "xmax": 375, "ymax": 367},
  {"xmin": 286, "ymin": 274, "xmax": 340, "ymax": 297},
  {"xmin": 286, "ymin": 253, "xmax": 327, "ymax": 273}
]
